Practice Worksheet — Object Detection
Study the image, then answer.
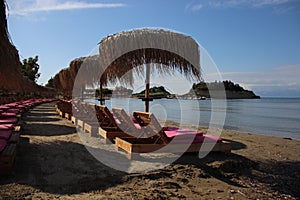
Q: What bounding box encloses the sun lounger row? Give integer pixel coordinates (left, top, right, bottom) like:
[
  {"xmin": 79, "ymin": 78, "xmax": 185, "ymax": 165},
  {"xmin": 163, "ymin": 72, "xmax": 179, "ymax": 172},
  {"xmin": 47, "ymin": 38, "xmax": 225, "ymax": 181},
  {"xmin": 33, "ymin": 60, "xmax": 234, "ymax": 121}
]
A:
[
  {"xmin": 55, "ymin": 99, "xmax": 73, "ymax": 120},
  {"xmin": 59, "ymin": 100, "xmax": 231, "ymax": 159},
  {"xmin": 0, "ymin": 98, "xmax": 57, "ymax": 175}
]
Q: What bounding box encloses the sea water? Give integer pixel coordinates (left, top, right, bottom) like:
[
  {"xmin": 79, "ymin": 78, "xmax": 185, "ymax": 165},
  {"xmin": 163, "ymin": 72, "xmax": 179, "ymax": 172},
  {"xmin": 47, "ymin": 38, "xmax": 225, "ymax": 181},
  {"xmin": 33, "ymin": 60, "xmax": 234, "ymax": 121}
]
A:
[{"xmin": 90, "ymin": 97, "xmax": 300, "ymax": 140}]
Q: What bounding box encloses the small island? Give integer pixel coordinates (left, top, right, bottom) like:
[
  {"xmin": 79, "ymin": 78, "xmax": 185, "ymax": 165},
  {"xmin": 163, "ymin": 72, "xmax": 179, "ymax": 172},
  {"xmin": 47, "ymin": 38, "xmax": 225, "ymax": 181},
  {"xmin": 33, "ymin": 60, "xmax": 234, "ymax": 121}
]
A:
[
  {"xmin": 182, "ymin": 80, "xmax": 260, "ymax": 99},
  {"xmin": 131, "ymin": 81, "xmax": 260, "ymax": 99},
  {"xmin": 132, "ymin": 86, "xmax": 175, "ymax": 99},
  {"xmin": 90, "ymin": 81, "xmax": 259, "ymax": 100}
]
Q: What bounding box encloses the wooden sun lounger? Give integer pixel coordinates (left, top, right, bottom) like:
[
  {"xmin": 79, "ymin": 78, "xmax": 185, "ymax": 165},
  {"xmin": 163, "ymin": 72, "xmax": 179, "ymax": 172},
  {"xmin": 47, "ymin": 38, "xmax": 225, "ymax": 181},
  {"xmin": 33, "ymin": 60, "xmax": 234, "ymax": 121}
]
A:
[
  {"xmin": 0, "ymin": 142, "xmax": 17, "ymax": 175},
  {"xmin": 111, "ymin": 108, "xmax": 144, "ymax": 138},
  {"xmin": 56, "ymin": 100, "xmax": 72, "ymax": 119},
  {"xmin": 82, "ymin": 104, "xmax": 102, "ymax": 135},
  {"xmin": 97, "ymin": 106, "xmax": 137, "ymax": 143},
  {"xmin": 115, "ymin": 111, "xmax": 231, "ymax": 158},
  {"xmin": 72, "ymin": 102, "xmax": 95, "ymax": 129}
]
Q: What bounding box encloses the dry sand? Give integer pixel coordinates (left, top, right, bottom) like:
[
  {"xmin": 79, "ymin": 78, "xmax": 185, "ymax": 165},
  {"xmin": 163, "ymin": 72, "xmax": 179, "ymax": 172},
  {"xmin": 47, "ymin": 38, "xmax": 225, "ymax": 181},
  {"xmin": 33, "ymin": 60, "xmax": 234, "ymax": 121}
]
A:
[{"xmin": 0, "ymin": 102, "xmax": 299, "ymax": 199}]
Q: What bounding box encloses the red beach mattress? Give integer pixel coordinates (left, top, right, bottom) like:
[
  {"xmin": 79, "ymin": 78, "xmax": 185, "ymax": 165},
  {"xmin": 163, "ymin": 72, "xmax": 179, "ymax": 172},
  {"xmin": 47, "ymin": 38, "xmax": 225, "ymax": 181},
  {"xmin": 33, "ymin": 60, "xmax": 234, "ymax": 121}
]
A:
[
  {"xmin": 0, "ymin": 124, "xmax": 14, "ymax": 130},
  {"xmin": 0, "ymin": 112, "xmax": 18, "ymax": 118},
  {"xmin": 0, "ymin": 139, "xmax": 7, "ymax": 152},
  {"xmin": 0, "ymin": 130, "xmax": 12, "ymax": 140},
  {"xmin": 163, "ymin": 126, "xmax": 204, "ymax": 138},
  {"xmin": 168, "ymin": 134, "xmax": 222, "ymax": 144},
  {"xmin": 0, "ymin": 118, "xmax": 18, "ymax": 124},
  {"xmin": 5, "ymin": 108, "xmax": 21, "ymax": 114}
]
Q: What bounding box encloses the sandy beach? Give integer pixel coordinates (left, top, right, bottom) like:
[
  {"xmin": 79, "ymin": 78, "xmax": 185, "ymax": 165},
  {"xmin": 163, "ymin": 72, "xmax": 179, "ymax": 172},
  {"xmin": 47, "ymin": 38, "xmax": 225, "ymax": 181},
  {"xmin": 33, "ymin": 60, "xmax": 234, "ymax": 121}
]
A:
[{"xmin": 0, "ymin": 102, "xmax": 299, "ymax": 199}]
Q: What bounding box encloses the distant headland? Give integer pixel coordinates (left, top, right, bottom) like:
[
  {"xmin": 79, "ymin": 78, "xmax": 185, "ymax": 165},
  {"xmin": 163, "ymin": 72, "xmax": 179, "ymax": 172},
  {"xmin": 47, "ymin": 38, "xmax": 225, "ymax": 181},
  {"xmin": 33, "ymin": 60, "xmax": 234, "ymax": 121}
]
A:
[
  {"xmin": 131, "ymin": 80, "xmax": 260, "ymax": 99},
  {"xmin": 182, "ymin": 80, "xmax": 260, "ymax": 99}
]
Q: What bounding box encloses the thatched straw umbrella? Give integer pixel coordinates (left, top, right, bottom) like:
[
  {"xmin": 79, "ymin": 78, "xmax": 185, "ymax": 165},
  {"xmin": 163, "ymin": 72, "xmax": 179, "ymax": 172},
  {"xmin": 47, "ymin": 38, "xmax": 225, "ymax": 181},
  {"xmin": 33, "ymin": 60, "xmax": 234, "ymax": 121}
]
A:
[{"xmin": 99, "ymin": 28, "xmax": 201, "ymax": 111}]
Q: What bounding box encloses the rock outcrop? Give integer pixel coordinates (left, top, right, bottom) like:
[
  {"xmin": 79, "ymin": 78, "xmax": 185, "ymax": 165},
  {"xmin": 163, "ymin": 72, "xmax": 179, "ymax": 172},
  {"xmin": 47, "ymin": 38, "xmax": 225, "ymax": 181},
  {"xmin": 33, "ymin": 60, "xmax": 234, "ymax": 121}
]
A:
[
  {"xmin": 0, "ymin": 1, "xmax": 53, "ymax": 95},
  {"xmin": 184, "ymin": 81, "xmax": 260, "ymax": 99}
]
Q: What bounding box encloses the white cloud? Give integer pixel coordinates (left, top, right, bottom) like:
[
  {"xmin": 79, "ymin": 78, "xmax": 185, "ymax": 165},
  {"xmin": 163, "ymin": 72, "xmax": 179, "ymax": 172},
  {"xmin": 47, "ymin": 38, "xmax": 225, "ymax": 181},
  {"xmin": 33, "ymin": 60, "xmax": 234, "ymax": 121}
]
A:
[
  {"xmin": 185, "ymin": 2, "xmax": 203, "ymax": 11},
  {"xmin": 8, "ymin": 0, "xmax": 126, "ymax": 16},
  {"xmin": 186, "ymin": 0, "xmax": 292, "ymax": 12},
  {"xmin": 208, "ymin": 0, "xmax": 290, "ymax": 8}
]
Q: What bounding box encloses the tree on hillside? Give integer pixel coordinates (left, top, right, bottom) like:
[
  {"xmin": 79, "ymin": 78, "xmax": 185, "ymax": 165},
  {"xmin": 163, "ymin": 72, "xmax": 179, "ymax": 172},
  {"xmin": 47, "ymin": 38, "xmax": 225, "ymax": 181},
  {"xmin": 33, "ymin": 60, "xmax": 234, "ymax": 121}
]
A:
[
  {"xmin": 21, "ymin": 56, "xmax": 41, "ymax": 82},
  {"xmin": 45, "ymin": 77, "xmax": 54, "ymax": 88}
]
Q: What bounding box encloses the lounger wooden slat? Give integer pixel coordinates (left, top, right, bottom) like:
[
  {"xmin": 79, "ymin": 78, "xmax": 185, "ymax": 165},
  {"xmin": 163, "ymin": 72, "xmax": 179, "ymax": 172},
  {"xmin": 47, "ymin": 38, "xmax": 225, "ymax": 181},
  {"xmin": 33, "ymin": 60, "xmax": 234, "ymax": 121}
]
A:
[{"xmin": 96, "ymin": 106, "xmax": 137, "ymax": 143}]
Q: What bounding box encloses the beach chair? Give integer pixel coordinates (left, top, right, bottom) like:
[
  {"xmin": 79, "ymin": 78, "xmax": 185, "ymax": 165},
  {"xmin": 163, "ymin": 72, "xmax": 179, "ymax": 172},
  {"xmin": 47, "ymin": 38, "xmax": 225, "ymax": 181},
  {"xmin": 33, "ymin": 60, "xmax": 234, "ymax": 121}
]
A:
[
  {"xmin": 82, "ymin": 103, "xmax": 103, "ymax": 135},
  {"xmin": 72, "ymin": 102, "xmax": 95, "ymax": 128},
  {"xmin": 96, "ymin": 106, "xmax": 138, "ymax": 143},
  {"xmin": 0, "ymin": 129, "xmax": 20, "ymax": 144},
  {"xmin": 0, "ymin": 139, "xmax": 17, "ymax": 175},
  {"xmin": 115, "ymin": 111, "xmax": 231, "ymax": 158},
  {"xmin": 56, "ymin": 100, "xmax": 72, "ymax": 119},
  {"xmin": 111, "ymin": 108, "xmax": 148, "ymax": 137}
]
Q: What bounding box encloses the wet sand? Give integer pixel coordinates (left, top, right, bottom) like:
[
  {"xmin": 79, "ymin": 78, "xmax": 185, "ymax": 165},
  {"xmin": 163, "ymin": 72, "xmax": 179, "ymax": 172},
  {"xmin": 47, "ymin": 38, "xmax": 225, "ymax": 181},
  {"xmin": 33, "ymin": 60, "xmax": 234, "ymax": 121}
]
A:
[{"xmin": 0, "ymin": 102, "xmax": 299, "ymax": 199}]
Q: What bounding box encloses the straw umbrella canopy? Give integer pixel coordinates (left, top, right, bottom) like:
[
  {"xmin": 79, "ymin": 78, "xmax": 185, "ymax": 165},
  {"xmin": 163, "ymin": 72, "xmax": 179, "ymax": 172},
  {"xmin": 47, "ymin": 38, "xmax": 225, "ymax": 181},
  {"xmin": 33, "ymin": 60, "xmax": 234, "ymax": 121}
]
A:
[{"xmin": 99, "ymin": 28, "xmax": 201, "ymax": 111}]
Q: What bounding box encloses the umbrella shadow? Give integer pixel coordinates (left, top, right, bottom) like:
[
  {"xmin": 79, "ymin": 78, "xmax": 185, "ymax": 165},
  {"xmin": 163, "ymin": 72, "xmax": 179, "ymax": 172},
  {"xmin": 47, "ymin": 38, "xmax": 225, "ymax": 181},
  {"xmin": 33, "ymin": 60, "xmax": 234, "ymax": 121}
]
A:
[
  {"xmin": 20, "ymin": 104, "xmax": 76, "ymax": 136},
  {"xmin": 223, "ymin": 139, "xmax": 247, "ymax": 150},
  {"xmin": 21, "ymin": 123, "xmax": 76, "ymax": 136},
  {"xmin": 0, "ymin": 138, "xmax": 128, "ymax": 195}
]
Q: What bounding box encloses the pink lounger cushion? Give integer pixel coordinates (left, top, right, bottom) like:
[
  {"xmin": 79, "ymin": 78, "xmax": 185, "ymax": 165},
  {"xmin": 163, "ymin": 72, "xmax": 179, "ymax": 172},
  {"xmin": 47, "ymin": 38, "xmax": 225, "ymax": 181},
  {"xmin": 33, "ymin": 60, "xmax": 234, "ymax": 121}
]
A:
[
  {"xmin": 0, "ymin": 112, "xmax": 18, "ymax": 118},
  {"xmin": 134, "ymin": 123, "xmax": 142, "ymax": 129},
  {"xmin": 0, "ymin": 118, "xmax": 18, "ymax": 124},
  {"xmin": 170, "ymin": 135, "xmax": 222, "ymax": 144},
  {"xmin": 0, "ymin": 124, "xmax": 14, "ymax": 130},
  {"xmin": 0, "ymin": 130, "xmax": 12, "ymax": 140},
  {"xmin": 163, "ymin": 126, "xmax": 204, "ymax": 138},
  {"xmin": 5, "ymin": 108, "xmax": 21, "ymax": 113},
  {"xmin": 5, "ymin": 103, "xmax": 18, "ymax": 107},
  {"xmin": 0, "ymin": 139, "xmax": 7, "ymax": 152},
  {"xmin": 0, "ymin": 105, "xmax": 10, "ymax": 109}
]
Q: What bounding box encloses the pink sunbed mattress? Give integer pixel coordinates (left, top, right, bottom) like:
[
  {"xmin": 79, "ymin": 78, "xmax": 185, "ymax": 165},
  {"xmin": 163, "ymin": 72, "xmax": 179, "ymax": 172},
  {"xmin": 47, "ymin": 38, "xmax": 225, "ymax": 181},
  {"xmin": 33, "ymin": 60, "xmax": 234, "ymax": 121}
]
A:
[
  {"xmin": 0, "ymin": 139, "xmax": 7, "ymax": 152},
  {"xmin": 0, "ymin": 130, "xmax": 12, "ymax": 140},
  {"xmin": 0, "ymin": 124, "xmax": 14, "ymax": 130},
  {"xmin": 163, "ymin": 126, "xmax": 204, "ymax": 138},
  {"xmin": 0, "ymin": 118, "xmax": 18, "ymax": 124},
  {"xmin": 0, "ymin": 105, "xmax": 10, "ymax": 110},
  {"xmin": 169, "ymin": 134, "xmax": 222, "ymax": 144},
  {"xmin": 5, "ymin": 108, "xmax": 21, "ymax": 113},
  {"xmin": 5, "ymin": 103, "xmax": 18, "ymax": 107},
  {"xmin": 0, "ymin": 112, "xmax": 18, "ymax": 118}
]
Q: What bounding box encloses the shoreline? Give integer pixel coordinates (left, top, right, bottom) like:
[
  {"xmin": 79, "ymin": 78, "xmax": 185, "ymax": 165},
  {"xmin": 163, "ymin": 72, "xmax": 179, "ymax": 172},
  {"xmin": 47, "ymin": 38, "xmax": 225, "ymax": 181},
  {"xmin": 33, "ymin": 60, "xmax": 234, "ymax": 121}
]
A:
[
  {"xmin": 161, "ymin": 119, "xmax": 300, "ymax": 142},
  {"xmin": 87, "ymin": 97, "xmax": 300, "ymax": 140},
  {"xmin": 0, "ymin": 102, "xmax": 299, "ymax": 199}
]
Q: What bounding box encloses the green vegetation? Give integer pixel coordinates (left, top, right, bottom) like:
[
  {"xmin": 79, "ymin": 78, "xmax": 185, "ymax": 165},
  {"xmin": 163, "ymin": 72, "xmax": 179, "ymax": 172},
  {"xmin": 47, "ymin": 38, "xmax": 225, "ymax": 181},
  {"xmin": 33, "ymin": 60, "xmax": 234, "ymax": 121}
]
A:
[
  {"xmin": 21, "ymin": 56, "xmax": 41, "ymax": 83},
  {"xmin": 188, "ymin": 80, "xmax": 260, "ymax": 99},
  {"xmin": 132, "ymin": 86, "xmax": 174, "ymax": 99},
  {"xmin": 45, "ymin": 77, "xmax": 54, "ymax": 88},
  {"xmin": 192, "ymin": 80, "xmax": 244, "ymax": 91},
  {"xmin": 95, "ymin": 88, "xmax": 112, "ymax": 97}
]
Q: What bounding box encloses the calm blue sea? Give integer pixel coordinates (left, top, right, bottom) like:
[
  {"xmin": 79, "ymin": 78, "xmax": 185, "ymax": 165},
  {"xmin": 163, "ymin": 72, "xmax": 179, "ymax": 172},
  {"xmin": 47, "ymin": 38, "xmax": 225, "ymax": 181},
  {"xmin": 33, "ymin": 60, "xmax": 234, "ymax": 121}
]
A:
[{"xmin": 90, "ymin": 97, "xmax": 300, "ymax": 140}]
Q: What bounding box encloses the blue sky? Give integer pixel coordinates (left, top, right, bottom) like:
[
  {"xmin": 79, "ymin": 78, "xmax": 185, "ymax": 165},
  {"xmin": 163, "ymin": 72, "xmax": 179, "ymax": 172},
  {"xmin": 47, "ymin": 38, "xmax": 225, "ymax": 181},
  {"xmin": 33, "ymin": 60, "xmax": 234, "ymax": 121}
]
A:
[{"xmin": 6, "ymin": 0, "xmax": 300, "ymax": 97}]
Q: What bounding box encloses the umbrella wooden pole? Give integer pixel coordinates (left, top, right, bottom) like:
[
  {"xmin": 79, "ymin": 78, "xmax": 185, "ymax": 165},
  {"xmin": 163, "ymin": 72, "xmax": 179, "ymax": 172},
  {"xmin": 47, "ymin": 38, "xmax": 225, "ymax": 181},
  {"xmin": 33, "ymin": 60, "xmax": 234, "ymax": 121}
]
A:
[
  {"xmin": 99, "ymin": 82, "xmax": 105, "ymax": 105},
  {"xmin": 145, "ymin": 64, "xmax": 150, "ymax": 112},
  {"xmin": 81, "ymin": 85, "xmax": 84, "ymax": 101}
]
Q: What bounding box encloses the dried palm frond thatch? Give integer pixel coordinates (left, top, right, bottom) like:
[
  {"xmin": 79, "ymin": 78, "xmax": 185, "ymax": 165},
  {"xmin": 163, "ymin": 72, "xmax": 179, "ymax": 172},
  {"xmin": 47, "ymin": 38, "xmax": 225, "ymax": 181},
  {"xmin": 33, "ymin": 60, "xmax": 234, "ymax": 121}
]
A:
[{"xmin": 99, "ymin": 28, "xmax": 201, "ymax": 82}]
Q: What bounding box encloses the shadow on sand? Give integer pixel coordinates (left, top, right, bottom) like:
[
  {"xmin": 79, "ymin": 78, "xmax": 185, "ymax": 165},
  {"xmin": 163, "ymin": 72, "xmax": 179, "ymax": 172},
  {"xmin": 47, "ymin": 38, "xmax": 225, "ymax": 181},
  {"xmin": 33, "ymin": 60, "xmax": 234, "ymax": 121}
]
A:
[
  {"xmin": 0, "ymin": 102, "xmax": 299, "ymax": 199},
  {"xmin": 0, "ymin": 138, "xmax": 127, "ymax": 195}
]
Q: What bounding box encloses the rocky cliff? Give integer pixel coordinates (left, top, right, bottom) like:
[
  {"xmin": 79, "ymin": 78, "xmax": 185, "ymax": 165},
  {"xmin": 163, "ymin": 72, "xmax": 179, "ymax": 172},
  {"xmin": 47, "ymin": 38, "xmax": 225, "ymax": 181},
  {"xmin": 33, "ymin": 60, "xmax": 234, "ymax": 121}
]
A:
[{"xmin": 0, "ymin": 1, "xmax": 52, "ymax": 95}]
